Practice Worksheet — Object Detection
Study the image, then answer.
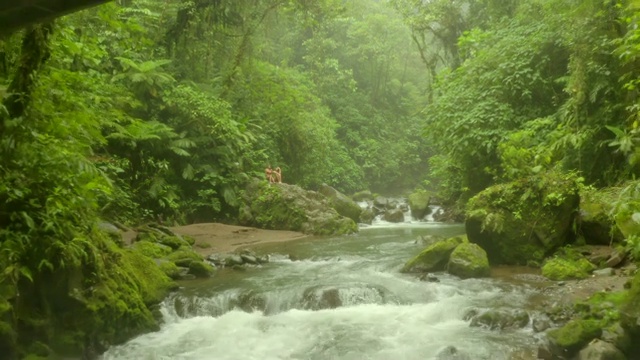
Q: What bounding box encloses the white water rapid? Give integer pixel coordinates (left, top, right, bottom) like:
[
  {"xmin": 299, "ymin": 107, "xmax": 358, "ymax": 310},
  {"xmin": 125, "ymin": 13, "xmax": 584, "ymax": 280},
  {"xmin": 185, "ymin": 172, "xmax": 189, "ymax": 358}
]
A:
[{"xmin": 102, "ymin": 221, "xmax": 543, "ymax": 360}]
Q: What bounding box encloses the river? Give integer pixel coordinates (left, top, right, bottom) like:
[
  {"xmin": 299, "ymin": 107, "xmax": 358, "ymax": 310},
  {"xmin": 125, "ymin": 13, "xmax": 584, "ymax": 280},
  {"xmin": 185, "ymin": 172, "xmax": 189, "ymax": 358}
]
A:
[{"xmin": 102, "ymin": 219, "xmax": 545, "ymax": 360}]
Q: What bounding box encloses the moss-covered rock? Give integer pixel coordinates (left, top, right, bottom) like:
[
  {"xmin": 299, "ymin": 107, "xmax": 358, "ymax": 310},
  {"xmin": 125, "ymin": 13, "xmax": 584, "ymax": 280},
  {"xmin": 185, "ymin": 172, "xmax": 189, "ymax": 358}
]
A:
[
  {"xmin": 408, "ymin": 190, "xmax": 432, "ymax": 220},
  {"xmin": 156, "ymin": 235, "xmax": 189, "ymax": 250},
  {"xmin": 547, "ymin": 319, "xmax": 602, "ymax": 356},
  {"xmin": 401, "ymin": 236, "xmax": 465, "ymax": 273},
  {"xmin": 359, "ymin": 208, "xmax": 375, "ymax": 224},
  {"xmin": 164, "ymin": 246, "xmax": 204, "ymax": 267},
  {"xmin": 156, "ymin": 259, "xmax": 182, "ymax": 280},
  {"xmin": 465, "ymin": 171, "xmax": 579, "ymax": 265},
  {"xmin": 188, "ymin": 261, "xmax": 215, "ymax": 278},
  {"xmin": 132, "ymin": 241, "xmax": 172, "ymax": 259},
  {"xmin": 319, "ymin": 184, "xmax": 363, "ymax": 223},
  {"xmin": 44, "ymin": 236, "xmax": 175, "ymax": 357},
  {"xmin": 447, "ymin": 242, "xmax": 490, "ymax": 278},
  {"xmin": 621, "ymin": 270, "xmax": 640, "ymax": 337},
  {"xmin": 469, "ymin": 309, "xmax": 529, "ymax": 330},
  {"xmin": 383, "ymin": 209, "xmax": 405, "ymax": 223},
  {"xmin": 239, "ymin": 179, "xmax": 357, "ymax": 236},
  {"xmin": 541, "ymin": 256, "xmax": 595, "ymax": 280},
  {"xmin": 579, "ymin": 187, "xmax": 624, "ymax": 245}
]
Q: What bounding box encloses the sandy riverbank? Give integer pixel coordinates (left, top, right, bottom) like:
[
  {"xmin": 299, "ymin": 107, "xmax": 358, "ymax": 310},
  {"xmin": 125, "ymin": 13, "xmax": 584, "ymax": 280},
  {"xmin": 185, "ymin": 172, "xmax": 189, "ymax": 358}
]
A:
[{"xmin": 168, "ymin": 223, "xmax": 309, "ymax": 256}]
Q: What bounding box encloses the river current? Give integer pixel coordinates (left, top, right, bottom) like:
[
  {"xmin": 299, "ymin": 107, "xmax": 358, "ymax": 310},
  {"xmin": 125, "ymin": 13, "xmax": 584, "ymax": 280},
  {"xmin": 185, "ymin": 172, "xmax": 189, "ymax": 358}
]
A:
[{"xmin": 102, "ymin": 217, "xmax": 544, "ymax": 360}]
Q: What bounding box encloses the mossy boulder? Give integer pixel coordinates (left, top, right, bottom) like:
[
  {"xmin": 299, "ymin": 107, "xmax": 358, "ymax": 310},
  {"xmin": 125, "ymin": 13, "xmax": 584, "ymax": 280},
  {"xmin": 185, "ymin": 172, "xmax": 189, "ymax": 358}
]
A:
[
  {"xmin": 318, "ymin": 184, "xmax": 363, "ymax": 223},
  {"xmin": 164, "ymin": 246, "xmax": 204, "ymax": 267},
  {"xmin": 359, "ymin": 208, "xmax": 375, "ymax": 224},
  {"xmin": 401, "ymin": 236, "xmax": 465, "ymax": 273},
  {"xmin": 465, "ymin": 172, "xmax": 579, "ymax": 265},
  {"xmin": 188, "ymin": 261, "xmax": 215, "ymax": 278},
  {"xmin": 156, "ymin": 259, "xmax": 182, "ymax": 279},
  {"xmin": 408, "ymin": 191, "xmax": 432, "ymax": 220},
  {"xmin": 239, "ymin": 179, "xmax": 357, "ymax": 236},
  {"xmin": 38, "ymin": 236, "xmax": 175, "ymax": 358},
  {"xmin": 156, "ymin": 235, "xmax": 190, "ymax": 250},
  {"xmin": 541, "ymin": 256, "xmax": 595, "ymax": 280},
  {"xmin": 383, "ymin": 209, "xmax": 405, "ymax": 223},
  {"xmin": 579, "ymin": 188, "xmax": 624, "ymax": 245},
  {"xmin": 447, "ymin": 242, "xmax": 490, "ymax": 278},
  {"xmin": 132, "ymin": 241, "xmax": 172, "ymax": 259},
  {"xmin": 547, "ymin": 319, "xmax": 602, "ymax": 356}
]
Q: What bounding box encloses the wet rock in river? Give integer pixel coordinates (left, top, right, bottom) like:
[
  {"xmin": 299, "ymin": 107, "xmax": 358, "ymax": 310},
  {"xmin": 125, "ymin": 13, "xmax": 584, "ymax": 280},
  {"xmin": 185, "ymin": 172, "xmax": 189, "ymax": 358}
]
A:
[
  {"xmin": 469, "ymin": 309, "xmax": 530, "ymax": 330},
  {"xmin": 401, "ymin": 236, "xmax": 465, "ymax": 273},
  {"xmin": 383, "ymin": 208, "xmax": 405, "ymax": 223},
  {"xmin": 446, "ymin": 242, "xmax": 490, "ymax": 279},
  {"xmin": 532, "ymin": 315, "xmax": 551, "ymax": 333},
  {"xmin": 435, "ymin": 345, "xmax": 471, "ymax": 360}
]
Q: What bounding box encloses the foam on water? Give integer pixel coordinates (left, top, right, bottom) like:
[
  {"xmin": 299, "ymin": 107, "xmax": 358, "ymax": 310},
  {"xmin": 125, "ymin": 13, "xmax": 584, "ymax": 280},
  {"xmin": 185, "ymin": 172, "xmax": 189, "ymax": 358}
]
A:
[
  {"xmin": 100, "ymin": 220, "xmax": 540, "ymax": 359},
  {"xmin": 103, "ymin": 301, "xmax": 526, "ymax": 360}
]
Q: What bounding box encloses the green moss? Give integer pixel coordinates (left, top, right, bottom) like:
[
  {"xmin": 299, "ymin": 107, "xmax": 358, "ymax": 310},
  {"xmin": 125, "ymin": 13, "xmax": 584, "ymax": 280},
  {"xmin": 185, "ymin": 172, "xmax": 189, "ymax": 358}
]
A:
[
  {"xmin": 447, "ymin": 242, "xmax": 490, "ymax": 278},
  {"xmin": 164, "ymin": 246, "xmax": 203, "ymax": 267},
  {"xmin": 156, "ymin": 235, "xmax": 189, "ymax": 250},
  {"xmin": 47, "ymin": 238, "xmax": 176, "ymax": 356},
  {"xmin": 465, "ymin": 171, "xmax": 579, "ymax": 265},
  {"xmin": 131, "ymin": 241, "xmax": 172, "ymax": 259},
  {"xmin": 408, "ymin": 191, "xmax": 432, "ymax": 219},
  {"xmin": 157, "ymin": 260, "xmax": 182, "ymax": 280},
  {"xmin": 120, "ymin": 248, "xmax": 175, "ymax": 305},
  {"xmin": 402, "ymin": 236, "xmax": 465, "ymax": 273},
  {"xmin": 541, "ymin": 257, "xmax": 594, "ymax": 280},
  {"xmin": 547, "ymin": 319, "xmax": 602, "ymax": 354},
  {"xmin": 182, "ymin": 235, "xmax": 196, "ymax": 246},
  {"xmin": 188, "ymin": 261, "xmax": 215, "ymax": 278}
]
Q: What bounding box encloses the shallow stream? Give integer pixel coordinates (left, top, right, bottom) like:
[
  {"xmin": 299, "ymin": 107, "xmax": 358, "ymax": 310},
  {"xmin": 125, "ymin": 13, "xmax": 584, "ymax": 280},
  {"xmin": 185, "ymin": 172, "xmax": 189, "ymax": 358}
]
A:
[{"xmin": 102, "ymin": 220, "xmax": 547, "ymax": 360}]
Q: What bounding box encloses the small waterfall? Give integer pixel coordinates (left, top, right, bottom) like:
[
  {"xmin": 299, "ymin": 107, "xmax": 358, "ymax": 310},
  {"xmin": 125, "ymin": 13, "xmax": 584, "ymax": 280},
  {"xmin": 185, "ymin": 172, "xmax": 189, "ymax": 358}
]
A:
[{"xmin": 102, "ymin": 222, "xmax": 541, "ymax": 360}]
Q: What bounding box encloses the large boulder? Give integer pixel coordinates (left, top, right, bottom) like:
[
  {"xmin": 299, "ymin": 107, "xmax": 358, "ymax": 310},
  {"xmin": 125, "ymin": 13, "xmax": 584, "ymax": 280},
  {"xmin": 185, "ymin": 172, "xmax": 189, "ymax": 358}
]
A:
[
  {"xmin": 408, "ymin": 191, "xmax": 432, "ymax": 220},
  {"xmin": 401, "ymin": 236, "xmax": 465, "ymax": 273},
  {"xmin": 541, "ymin": 255, "xmax": 595, "ymax": 281},
  {"xmin": 447, "ymin": 242, "xmax": 490, "ymax": 278},
  {"xmin": 318, "ymin": 184, "xmax": 363, "ymax": 223},
  {"xmin": 383, "ymin": 209, "xmax": 405, "ymax": 223},
  {"xmin": 579, "ymin": 189, "xmax": 624, "ymax": 245},
  {"xmin": 239, "ymin": 179, "xmax": 357, "ymax": 236},
  {"xmin": 546, "ymin": 320, "xmax": 603, "ymax": 358},
  {"xmin": 465, "ymin": 172, "xmax": 580, "ymax": 265}
]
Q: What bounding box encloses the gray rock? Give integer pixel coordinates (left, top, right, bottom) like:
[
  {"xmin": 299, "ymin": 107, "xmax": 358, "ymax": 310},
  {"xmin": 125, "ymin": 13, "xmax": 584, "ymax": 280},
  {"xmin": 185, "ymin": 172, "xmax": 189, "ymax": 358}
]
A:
[
  {"xmin": 225, "ymin": 254, "xmax": 244, "ymax": 266},
  {"xmin": 373, "ymin": 196, "xmax": 388, "ymax": 208},
  {"xmin": 435, "ymin": 345, "xmax": 471, "ymax": 360},
  {"xmin": 469, "ymin": 309, "xmax": 529, "ymax": 330},
  {"xmin": 532, "ymin": 316, "xmax": 551, "ymax": 333},
  {"xmin": 383, "ymin": 209, "xmax": 405, "ymax": 223},
  {"xmin": 601, "ymin": 323, "xmax": 631, "ymax": 353},
  {"xmin": 240, "ymin": 254, "xmax": 258, "ymax": 265},
  {"xmin": 537, "ymin": 343, "xmax": 554, "ymax": 360},
  {"xmin": 576, "ymin": 339, "xmax": 626, "ymax": 360},
  {"xmin": 593, "ymin": 268, "xmax": 615, "ymax": 277},
  {"xmin": 605, "ymin": 251, "xmax": 626, "ymax": 268}
]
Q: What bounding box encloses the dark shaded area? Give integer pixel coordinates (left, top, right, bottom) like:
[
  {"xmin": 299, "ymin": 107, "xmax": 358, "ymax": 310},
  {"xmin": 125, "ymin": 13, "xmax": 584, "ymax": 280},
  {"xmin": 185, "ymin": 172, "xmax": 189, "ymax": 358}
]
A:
[{"xmin": 0, "ymin": 0, "xmax": 113, "ymax": 33}]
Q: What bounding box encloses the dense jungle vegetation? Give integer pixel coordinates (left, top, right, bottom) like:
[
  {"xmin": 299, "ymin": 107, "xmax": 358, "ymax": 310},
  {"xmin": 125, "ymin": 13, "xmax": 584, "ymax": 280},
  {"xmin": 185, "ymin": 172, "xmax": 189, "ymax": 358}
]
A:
[{"xmin": 0, "ymin": 0, "xmax": 640, "ymax": 358}]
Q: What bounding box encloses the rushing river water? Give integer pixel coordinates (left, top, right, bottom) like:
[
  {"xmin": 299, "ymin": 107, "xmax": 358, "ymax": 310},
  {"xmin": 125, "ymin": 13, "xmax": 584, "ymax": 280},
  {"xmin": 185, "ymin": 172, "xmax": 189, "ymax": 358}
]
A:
[{"xmin": 102, "ymin": 219, "xmax": 546, "ymax": 360}]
